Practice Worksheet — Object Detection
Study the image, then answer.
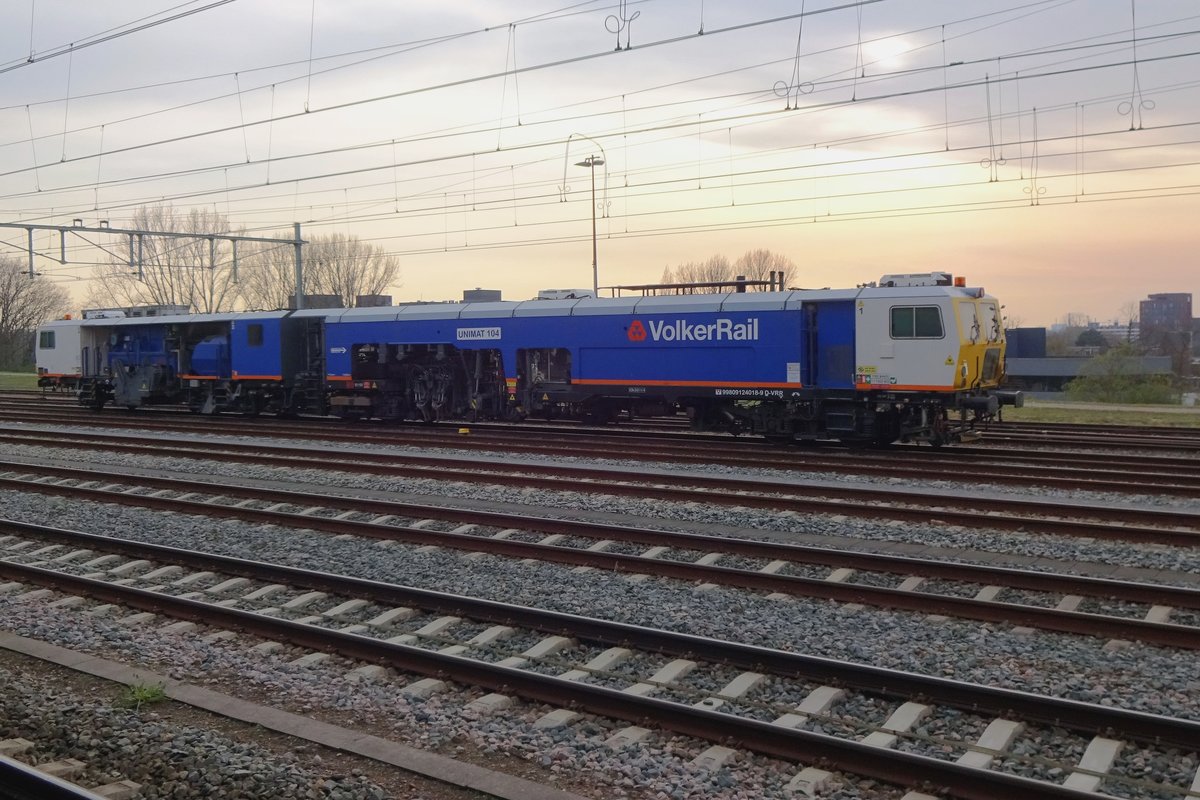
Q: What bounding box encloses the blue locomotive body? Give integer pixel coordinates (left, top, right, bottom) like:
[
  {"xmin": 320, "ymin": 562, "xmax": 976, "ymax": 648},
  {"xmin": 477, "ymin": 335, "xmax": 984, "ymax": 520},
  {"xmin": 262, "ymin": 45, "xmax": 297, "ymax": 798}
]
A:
[
  {"xmin": 36, "ymin": 272, "xmax": 1018, "ymax": 444},
  {"xmin": 51, "ymin": 310, "xmax": 313, "ymax": 415}
]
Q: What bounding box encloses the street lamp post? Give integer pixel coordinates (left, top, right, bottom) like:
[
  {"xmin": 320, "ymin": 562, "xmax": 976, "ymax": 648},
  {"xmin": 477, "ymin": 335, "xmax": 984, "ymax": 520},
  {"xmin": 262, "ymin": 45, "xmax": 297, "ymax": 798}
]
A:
[{"xmin": 575, "ymin": 155, "xmax": 604, "ymax": 295}]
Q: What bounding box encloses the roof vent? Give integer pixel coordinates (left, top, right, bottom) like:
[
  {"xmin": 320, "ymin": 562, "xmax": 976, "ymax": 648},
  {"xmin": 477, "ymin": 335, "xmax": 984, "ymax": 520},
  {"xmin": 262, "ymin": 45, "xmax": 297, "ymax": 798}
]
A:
[
  {"xmin": 878, "ymin": 272, "xmax": 953, "ymax": 287},
  {"xmin": 537, "ymin": 289, "xmax": 596, "ymax": 300}
]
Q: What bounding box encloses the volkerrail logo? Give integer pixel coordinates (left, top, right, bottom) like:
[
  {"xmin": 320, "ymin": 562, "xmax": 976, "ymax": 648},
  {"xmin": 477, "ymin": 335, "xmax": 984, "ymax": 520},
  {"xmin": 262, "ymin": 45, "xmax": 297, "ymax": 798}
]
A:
[{"xmin": 629, "ymin": 318, "xmax": 760, "ymax": 342}]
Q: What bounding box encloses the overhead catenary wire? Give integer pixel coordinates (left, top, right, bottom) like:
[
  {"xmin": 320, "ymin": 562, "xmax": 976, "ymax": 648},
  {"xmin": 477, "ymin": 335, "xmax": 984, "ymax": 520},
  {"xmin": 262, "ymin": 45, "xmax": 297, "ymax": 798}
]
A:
[
  {"xmin": 6, "ymin": 5, "xmax": 1195, "ymax": 230},
  {"xmin": 3, "ymin": 0, "xmax": 1199, "ymax": 297},
  {"xmin": 6, "ymin": 48, "xmax": 1197, "ymax": 226},
  {"xmin": 10, "ymin": 4, "xmax": 1191, "ymax": 161},
  {"xmin": 15, "ymin": 58, "xmax": 1198, "ymax": 226},
  {"xmin": 7, "ymin": 125, "xmax": 1197, "ymax": 272},
  {"xmin": 4, "ymin": 17, "xmax": 1195, "ymax": 212},
  {"xmin": 2, "ymin": 0, "xmax": 240, "ymax": 76}
]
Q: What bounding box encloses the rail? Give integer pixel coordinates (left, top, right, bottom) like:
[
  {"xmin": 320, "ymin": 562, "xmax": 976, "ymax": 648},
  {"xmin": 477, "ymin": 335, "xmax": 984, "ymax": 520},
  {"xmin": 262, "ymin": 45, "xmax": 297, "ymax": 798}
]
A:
[
  {"xmin": 0, "ymin": 755, "xmax": 110, "ymax": 800},
  {"xmin": 0, "ymin": 559, "xmax": 1191, "ymax": 800}
]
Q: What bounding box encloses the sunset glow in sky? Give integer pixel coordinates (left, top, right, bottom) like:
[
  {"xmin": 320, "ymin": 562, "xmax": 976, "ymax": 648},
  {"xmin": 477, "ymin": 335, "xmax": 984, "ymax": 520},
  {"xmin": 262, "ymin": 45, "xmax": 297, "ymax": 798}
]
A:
[{"xmin": 1, "ymin": 0, "xmax": 1197, "ymax": 326}]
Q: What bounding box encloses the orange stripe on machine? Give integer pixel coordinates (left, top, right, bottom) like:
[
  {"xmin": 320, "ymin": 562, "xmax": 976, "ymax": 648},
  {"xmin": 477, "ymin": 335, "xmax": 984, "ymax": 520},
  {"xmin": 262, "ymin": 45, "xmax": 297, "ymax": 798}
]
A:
[
  {"xmin": 574, "ymin": 379, "xmax": 803, "ymax": 388},
  {"xmin": 854, "ymin": 383, "xmax": 955, "ymax": 391}
]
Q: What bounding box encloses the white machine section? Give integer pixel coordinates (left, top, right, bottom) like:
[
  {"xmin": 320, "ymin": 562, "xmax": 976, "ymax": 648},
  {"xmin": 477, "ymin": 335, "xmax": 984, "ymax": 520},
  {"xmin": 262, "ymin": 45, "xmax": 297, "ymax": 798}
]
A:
[
  {"xmin": 853, "ymin": 287, "xmax": 958, "ymax": 390},
  {"xmin": 34, "ymin": 319, "xmax": 83, "ymax": 380},
  {"xmin": 36, "ymin": 316, "xmax": 131, "ymax": 383},
  {"xmin": 77, "ymin": 324, "xmax": 112, "ymax": 378}
]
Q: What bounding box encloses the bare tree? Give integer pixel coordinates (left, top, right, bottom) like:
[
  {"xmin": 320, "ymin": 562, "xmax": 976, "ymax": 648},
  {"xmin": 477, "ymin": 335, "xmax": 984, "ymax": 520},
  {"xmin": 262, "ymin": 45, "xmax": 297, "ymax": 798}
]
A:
[
  {"xmin": 308, "ymin": 233, "xmax": 400, "ymax": 308},
  {"xmin": 87, "ymin": 204, "xmax": 240, "ymax": 313},
  {"xmin": 1118, "ymin": 301, "xmax": 1140, "ymax": 343},
  {"xmin": 240, "ymin": 232, "xmax": 400, "ymax": 310},
  {"xmin": 238, "ymin": 241, "xmax": 297, "ymax": 311},
  {"xmin": 0, "ymin": 257, "xmax": 70, "ymax": 369},
  {"xmin": 663, "ymin": 255, "xmax": 733, "ymax": 293},
  {"xmin": 733, "ymin": 249, "xmax": 797, "ymax": 289},
  {"xmin": 660, "ymin": 251, "xmax": 795, "ymax": 292}
]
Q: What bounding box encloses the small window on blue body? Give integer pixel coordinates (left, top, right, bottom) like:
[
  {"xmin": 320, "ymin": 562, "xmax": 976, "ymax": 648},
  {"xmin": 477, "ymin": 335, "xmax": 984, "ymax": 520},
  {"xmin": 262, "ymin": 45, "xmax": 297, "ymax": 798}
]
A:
[
  {"xmin": 39, "ymin": 331, "xmax": 55, "ymax": 349},
  {"xmin": 247, "ymin": 324, "xmax": 264, "ymax": 347},
  {"xmin": 890, "ymin": 306, "xmax": 943, "ymax": 339}
]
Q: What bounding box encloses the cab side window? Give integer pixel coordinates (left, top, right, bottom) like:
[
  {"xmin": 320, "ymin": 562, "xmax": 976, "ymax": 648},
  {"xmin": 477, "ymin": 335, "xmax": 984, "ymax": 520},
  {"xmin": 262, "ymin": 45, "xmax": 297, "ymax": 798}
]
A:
[
  {"xmin": 39, "ymin": 331, "xmax": 55, "ymax": 349},
  {"xmin": 890, "ymin": 306, "xmax": 943, "ymax": 339},
  {"xmin": 980, "ymin": 302, "xmax": 1001, "ymax": 341},
  {"xmin": 247, "ymin": 324, "xmax": 264, "ymax": 347}
]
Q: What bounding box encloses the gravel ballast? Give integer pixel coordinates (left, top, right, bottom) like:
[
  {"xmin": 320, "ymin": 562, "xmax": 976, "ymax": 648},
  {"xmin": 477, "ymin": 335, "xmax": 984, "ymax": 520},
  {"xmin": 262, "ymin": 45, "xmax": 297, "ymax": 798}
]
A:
[
  {"xmin": 0, "ymin": 663, "xmax": 390, "ymax": 799},
  {"xmin": 2, "ymin": 430, "xmax": 1199, "ymax": 799}
]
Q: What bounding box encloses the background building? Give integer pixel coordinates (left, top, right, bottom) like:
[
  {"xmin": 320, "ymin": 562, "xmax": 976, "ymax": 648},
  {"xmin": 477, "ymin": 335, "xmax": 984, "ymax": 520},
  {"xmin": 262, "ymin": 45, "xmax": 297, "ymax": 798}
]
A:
[
  {"xmin": 1139, "ymin": 293, "xmax": 1194, "ymax": 376},
  {"xmin": 1004, "ymin": 325, "xmax": 1172, "ymax": 393}
]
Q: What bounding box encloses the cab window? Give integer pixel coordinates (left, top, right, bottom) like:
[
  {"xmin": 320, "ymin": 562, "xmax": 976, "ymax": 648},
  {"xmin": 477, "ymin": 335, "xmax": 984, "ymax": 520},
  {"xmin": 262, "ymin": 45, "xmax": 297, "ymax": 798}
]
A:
[
  {"xmin": 890, "ymin": 306, "xmax": 943, "ymax": 339},
  {"xmin": 247, "ymin": 323, "xmax": 264, "ymax": 347},
  {"xmin": 980, "ymin": 302, "xmax": 1001, "ymax": 342},
  {"xmin": 39, "ymin": 330, "xmax": 55, "ymax": 349},
  {"xmin": 958, "ymin": 301, "xmax": 980, "ymax": 341}
]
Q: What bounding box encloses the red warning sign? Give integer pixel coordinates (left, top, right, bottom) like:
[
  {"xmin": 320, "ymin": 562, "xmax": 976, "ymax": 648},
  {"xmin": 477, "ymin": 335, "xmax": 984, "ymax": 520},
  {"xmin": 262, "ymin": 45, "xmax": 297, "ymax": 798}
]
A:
[{"xmin": 627, "ymin": 319, "xmax": 647, "ymax": 342}]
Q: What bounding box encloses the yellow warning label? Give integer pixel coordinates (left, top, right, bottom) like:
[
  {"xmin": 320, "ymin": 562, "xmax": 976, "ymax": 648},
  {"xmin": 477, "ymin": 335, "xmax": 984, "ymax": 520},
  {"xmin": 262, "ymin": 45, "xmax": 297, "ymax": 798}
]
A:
[
  {"xmin": 541, "ymin": 393, "xmax": 550, "ymax": 401},
  {"xmin": 944, "ymin": 356, "xmax": 954, "ymax": 365}
]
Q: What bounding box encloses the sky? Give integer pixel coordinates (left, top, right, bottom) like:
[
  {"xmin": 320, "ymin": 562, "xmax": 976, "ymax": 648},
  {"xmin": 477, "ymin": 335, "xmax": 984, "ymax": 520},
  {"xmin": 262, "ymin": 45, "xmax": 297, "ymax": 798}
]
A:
[{"xmin": 0, "ymin": 0, "xmax": 1197, "ymax": 326}]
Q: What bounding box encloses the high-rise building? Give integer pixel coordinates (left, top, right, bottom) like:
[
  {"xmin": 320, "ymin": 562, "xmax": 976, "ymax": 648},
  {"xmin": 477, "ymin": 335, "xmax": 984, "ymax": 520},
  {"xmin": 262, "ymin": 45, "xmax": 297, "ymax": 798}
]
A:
[
  {"xmin": 1139, "ymin": 292, "xmax": 1194, "ymax": 376},
  {"xmin": 1140, "ymin": 293, "xmax": 1192, "ymax": 332}
]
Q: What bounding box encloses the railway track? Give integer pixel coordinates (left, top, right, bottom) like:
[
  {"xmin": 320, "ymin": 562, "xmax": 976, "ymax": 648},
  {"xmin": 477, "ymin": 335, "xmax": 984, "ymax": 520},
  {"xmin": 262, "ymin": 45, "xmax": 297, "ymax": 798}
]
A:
[
  {"xmin": 5, "ymin": 394, "xmax": 1200, "ymax": 460},
  {"xmin": 3, "ymin": 517, "xmax": 1199, "ymax": 800},
  {"xmin": 3, "ymin": 464, "xmax": 1199, "ymax": 647},
  {"xmin": 978, "ymin": 427, "xmax": 1200, "ymax": 452},
  {"xmin": 4, "ymin": 388, "xmax": 1198, "ymax": 798},
  {"xmin": 2, "ymin": 407, "xmax": 1200, "ymax": 501},
  {"xmin": 0, "ymin": 752, "xmax": 127, "ymax": 800},
  {"xmin": 2, "ymin": 426, "xmax": 1198, "ymax": 545}
]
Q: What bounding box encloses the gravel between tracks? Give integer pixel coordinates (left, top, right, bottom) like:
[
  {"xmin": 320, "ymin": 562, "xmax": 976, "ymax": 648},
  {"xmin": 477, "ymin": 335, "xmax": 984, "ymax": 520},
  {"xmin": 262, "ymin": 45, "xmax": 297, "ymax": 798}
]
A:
[
  {"xmin": 0, "ymin": 666, "xmax": 390, "ymax": 799},
  {"xmin": 5, "ymin": 420, "xmax": 1200, "ymax": 510},
  {"xmin": 3, "ymin": 434, "xmax": 1200, "ymax": 578},
  {"xmin": 2, "ymin": 431, "xmax": 1199, "ymax": 799}
]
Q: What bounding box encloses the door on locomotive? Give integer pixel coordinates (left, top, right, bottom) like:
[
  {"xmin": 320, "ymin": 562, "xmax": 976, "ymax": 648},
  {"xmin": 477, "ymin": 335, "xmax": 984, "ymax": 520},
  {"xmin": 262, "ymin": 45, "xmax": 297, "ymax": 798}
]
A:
[
  {"xmin": 800, "ymin": 301, "xmax": 855, "ymax": 389},
  {"xmin": 952, "ymin": 297, "xmax": 1005, "ymax": 389}
]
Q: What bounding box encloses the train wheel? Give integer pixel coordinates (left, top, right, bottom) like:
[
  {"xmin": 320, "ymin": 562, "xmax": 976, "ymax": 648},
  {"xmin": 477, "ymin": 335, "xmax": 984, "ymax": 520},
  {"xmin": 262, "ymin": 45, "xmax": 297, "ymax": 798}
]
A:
[{"xmin": 928, "ymin": 410, "xmax": 949, "ymax": 447}]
